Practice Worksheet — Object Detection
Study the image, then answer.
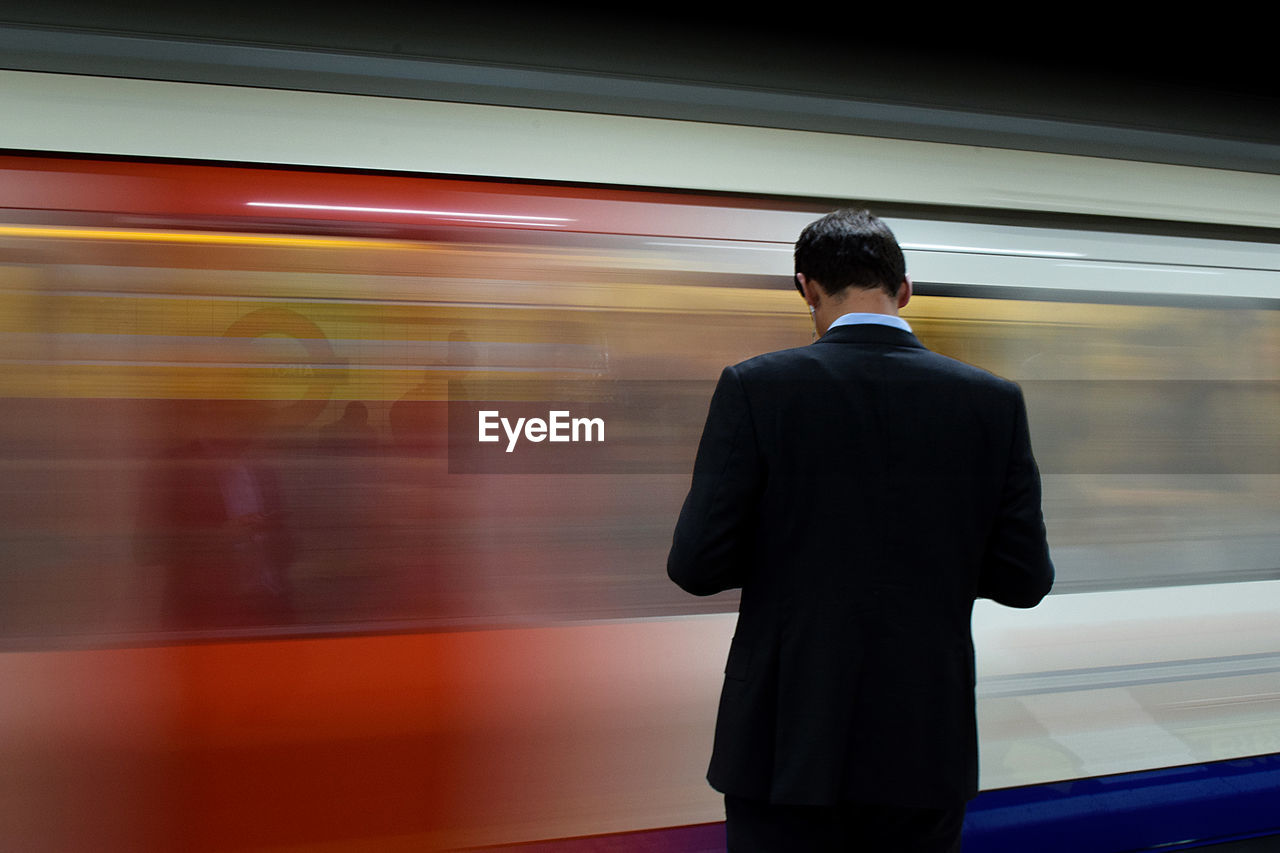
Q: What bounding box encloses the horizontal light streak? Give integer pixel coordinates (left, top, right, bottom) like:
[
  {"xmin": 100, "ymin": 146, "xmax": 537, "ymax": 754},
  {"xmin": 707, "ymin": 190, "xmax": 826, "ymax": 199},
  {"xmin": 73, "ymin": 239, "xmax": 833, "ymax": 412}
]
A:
[
  {"xmin": 0, "ymin": 359, "xmax": 602, "ymax": 372},
  {"xmin": 1164, "ymin": 692, "xmax": 1280, "ymax": 709},
  {"xmin": 0, "ymin": 225, "xmax": 409, "ymax": 249},
  {"xmin": 247, "ymin": 201, "xmax": 573, "ymax": 226},
  {"xmin": 901, "ymin": 242, "xmax": 1086, "ymax": 258},
  {"xmin": 0, "ymin": 333, "xmax": 605, "ymax": 362},
  {"xmin": 1057, "ymin": 262, "xmax": 1224, "ymax": 275},
  {"xmin": 643, "ymin": 241, "xmax": 790, "ymax": 252},
  {"xmin": 3, "ymin": 289, "xmax": 791, "ymax": 321},
  {"xmin": 977, "ymin": 652, "xmax": 1280, "ymax": 699}
]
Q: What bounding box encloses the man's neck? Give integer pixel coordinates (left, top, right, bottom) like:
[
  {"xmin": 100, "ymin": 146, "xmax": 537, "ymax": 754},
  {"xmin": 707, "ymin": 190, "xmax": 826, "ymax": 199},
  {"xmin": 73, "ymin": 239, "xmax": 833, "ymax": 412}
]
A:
[{"xmin": 814, "ymin": 292, "xmax": 900, "ymax": 337}]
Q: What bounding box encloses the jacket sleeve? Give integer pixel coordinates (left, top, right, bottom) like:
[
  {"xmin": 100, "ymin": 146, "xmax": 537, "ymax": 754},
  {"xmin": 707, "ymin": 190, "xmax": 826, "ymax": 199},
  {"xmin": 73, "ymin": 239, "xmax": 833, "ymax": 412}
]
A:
[
  {"xmin": 667, "ymin": 365, "xmax": 764, "ymax": 596},
  {"xmin": 977, "ymin": 386, "xmax": 1055, "ymax": 608}
]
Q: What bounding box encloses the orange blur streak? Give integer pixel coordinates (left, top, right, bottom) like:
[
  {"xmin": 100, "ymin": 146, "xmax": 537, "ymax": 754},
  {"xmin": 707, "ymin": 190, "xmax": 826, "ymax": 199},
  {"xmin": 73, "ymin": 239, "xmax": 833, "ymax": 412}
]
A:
[{"xmin": 0, "ymin": 225, "xmax": 413, "ymax": 250}]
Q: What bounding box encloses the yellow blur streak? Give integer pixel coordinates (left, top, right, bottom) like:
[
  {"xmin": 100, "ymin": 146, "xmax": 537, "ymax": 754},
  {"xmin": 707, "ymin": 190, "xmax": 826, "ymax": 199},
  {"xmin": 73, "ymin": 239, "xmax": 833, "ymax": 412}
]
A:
[{"xmin": 0, "ymin": 225, "xmax": 412, "ymax": 251}]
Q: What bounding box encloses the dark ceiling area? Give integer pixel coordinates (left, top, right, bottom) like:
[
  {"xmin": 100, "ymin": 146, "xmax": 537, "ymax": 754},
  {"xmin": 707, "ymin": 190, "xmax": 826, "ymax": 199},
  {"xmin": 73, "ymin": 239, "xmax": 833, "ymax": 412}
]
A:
[{"xmin": 2, "ymin": 3, "xmax": 1277, "ymax": 173}]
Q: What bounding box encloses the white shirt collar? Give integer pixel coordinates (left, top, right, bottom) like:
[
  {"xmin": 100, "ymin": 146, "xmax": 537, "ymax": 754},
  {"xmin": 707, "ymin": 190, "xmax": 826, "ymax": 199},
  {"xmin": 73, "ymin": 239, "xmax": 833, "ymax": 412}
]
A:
[{"xmin": 826, "ymin": 312, "xmax": 913, "ymax": 333}]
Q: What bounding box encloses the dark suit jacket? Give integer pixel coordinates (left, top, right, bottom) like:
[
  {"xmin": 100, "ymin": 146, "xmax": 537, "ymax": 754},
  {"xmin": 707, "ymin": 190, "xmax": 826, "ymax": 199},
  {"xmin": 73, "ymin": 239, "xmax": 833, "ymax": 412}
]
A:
[{"xmin": 668, "ymin": 323, "xmax": 1053, "ymax": 809}]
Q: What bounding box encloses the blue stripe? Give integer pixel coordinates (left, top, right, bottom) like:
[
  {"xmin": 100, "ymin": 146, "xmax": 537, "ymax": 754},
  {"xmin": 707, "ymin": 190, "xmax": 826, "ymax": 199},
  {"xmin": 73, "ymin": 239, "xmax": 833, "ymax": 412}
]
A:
[
  {"xmin": 477, "ymin": 754, "xmax": 1280, "ymax": 851},
  {"xmin": 964, "ymin": 753, "xmax": 1280, "ymax": 852}
]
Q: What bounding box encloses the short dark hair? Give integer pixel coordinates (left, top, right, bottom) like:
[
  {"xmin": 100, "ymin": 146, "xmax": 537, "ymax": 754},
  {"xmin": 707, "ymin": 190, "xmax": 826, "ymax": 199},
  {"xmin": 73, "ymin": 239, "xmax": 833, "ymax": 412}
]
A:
[{"xmin": 794, "ymin": 209, "xmax": 906, "ymax": 298}]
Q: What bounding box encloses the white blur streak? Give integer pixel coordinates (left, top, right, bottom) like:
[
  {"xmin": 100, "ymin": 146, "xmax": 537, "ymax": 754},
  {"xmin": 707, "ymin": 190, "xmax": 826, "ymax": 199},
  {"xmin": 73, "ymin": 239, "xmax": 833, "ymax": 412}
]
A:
[
  {"xmin": 973, "ymin": 580, "xmax": 1280, "ymax": 788},
  {"xmin": 973, "ymin": 580, "xmax": 1280, "ymax": 676},
  {"xmin": 644, "ymin": 242, "xmax": 791, "ymax": 252},
  {"xmin": 246, "ymin": 201, "xmax": 573, "ymax": 224},
  {"xmin": 901, "ymin": 242, "xmax": 1086, "ymax": 258},
  {"xmin": 1058, "ymin": 262, "xmax": 1224, "ymax": 275}
]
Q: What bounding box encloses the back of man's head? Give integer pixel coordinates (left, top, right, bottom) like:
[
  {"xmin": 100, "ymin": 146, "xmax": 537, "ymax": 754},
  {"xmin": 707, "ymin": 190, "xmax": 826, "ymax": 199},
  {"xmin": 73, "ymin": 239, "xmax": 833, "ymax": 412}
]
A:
[{"xmin": 794, "ymin": 210, "xmax": 906, "ymax": 299}]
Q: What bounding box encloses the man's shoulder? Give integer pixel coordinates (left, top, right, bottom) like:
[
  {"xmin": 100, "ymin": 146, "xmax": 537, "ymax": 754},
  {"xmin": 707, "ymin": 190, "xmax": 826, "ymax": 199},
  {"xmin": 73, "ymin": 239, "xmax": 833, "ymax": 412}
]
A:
[
  {"xmin": 729, "ymin": 343, "xmax": 818, "ymax": 375},
  {"xmin": 730, "ymin": 340, "xmax": 1021, "ymax": 395},
  {"xmin": 908, "ymin": 348, "xmax": 1022, "ymax": 392}
]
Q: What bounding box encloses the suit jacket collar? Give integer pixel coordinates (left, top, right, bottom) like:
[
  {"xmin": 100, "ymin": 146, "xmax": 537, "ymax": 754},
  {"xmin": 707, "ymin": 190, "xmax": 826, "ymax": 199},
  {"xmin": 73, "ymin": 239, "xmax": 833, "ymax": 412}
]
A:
[{"xmin": 815, "ymin": 322, "xmax": 926, "ymax": 349}]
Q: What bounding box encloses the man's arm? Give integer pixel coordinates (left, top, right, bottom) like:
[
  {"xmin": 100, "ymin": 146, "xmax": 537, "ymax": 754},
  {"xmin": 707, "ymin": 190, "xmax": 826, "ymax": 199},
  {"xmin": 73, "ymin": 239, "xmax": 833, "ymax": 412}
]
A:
[
  {"xmin": 978, "ymin": 387, "xmax": 1055, "ymax": 608},
  {"xmin": 668, "ymin": 365, "xmax": 764, "ymax": 596}
]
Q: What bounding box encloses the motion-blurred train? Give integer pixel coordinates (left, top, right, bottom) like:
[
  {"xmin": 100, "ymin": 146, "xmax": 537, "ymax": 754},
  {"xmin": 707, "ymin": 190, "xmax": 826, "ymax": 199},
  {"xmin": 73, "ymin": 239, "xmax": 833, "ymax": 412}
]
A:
[{"xmin": 1, "ymin": 71, "xmax": 1278, "ymax": 853}]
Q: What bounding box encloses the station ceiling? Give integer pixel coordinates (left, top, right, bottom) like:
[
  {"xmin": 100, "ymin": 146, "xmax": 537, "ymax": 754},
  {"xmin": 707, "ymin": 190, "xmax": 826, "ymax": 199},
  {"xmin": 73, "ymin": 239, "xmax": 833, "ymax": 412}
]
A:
[{"xmin": 1, "ymin": 3, "xmax": 1277, "ymax": 174}]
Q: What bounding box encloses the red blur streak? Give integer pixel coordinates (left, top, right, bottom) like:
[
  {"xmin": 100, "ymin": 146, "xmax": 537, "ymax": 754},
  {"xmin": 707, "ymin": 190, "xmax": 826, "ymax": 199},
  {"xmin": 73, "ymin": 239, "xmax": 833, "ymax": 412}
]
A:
[
  {"xmin": 2, "ymin": 634, "xmax": 465, "ymax": 852},
  {"xmin": 0, "ymin": 621, "xmax": 726, "ymax": 852},
  {"xmin": 0, "ymin": 154, "xmax": 805, "ymax": 241}
]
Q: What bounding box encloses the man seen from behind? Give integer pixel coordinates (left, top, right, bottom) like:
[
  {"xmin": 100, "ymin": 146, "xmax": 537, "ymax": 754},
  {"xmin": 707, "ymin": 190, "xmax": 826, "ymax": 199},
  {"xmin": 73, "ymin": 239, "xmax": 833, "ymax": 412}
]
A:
[{"xmin": 668, "ymin": 210, "xmax": 1054, "ymax": 852}]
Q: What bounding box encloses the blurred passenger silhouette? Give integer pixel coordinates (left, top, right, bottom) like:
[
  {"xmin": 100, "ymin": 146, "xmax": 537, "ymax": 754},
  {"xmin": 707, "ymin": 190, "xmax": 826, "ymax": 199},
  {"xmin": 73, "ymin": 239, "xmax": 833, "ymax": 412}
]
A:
[
  {"xmin": 136, "ymin": 399, "xmax": 296, "ymax": 632},
  {"xmin": 318, "ymin": 401, "xmax": 378, "ymax": 453}
]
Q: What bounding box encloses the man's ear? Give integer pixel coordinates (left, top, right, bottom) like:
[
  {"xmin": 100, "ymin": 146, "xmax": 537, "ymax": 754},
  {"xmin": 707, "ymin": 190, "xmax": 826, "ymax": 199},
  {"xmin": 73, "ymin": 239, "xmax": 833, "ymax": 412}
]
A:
[
  {"xmin": 897, "ymin": 275, "xmax": 912, "ymax": 310},
  {"xmin": 797, "ymin": 273, "xmax": 821, "ymax": 310}
]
